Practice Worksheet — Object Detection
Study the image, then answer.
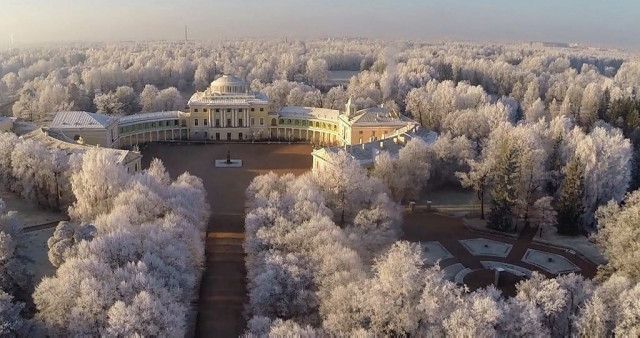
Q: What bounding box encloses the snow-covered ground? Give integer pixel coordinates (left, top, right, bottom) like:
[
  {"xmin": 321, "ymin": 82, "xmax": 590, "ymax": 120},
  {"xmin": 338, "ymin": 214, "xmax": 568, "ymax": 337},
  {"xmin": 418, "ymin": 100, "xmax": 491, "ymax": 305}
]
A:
[
  {"xmin": 1, "ymin": 189, "xmax": 67, "ymax": 229},
  {"xmin": 23, "ymin": 227, "xmax": 56, "ymax": 285},
  {"xmin": 11, "ymin": 121, "xmax": 40, "ymax": 136},
  {"xmin": 534, "ymin": 230, "xmax": 606, "ymax": 265},
  {"xmin": 1, "ymin": 190, "xmax": 64, "ymax": 287},
  {"xmin": 328, "ymin": 70, "xmax": 360, "ymax": 86}
]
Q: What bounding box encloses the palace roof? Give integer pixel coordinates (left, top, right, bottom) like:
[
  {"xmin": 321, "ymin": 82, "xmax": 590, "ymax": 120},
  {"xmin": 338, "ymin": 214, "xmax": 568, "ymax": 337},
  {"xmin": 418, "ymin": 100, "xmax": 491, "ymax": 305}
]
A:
[
  {"xmin": 278, "ymin": 106, "xmax": 341, "ymax": 121},
  {"xmin": 349, "ymin": 107, "xmax": 412, "ymax": 126},
  {"xmin": 50, "ymin": 111, "xmax": 114, "ymax": 129},
  {"xmin": 211, "ymin": 75, "xmax": 246, "ymax": 87},
  {"xmin": 119, "ymin": 111, "xmax": 184, "ymax": 125}
]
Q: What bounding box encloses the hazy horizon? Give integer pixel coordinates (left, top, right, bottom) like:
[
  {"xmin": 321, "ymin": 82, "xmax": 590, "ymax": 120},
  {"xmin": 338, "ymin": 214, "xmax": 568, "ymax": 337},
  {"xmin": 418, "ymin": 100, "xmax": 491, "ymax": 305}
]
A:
[{"xmin": 1, "ymin": 0, "xmax": 639, "ymax": 50}]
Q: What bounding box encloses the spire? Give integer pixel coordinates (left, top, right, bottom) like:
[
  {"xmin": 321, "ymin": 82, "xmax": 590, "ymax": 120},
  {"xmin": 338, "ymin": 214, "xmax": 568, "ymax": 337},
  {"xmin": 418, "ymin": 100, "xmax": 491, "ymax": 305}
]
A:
[{"xmin": 346, "ymin": 96, "xmax": 356, "ymax": 118}]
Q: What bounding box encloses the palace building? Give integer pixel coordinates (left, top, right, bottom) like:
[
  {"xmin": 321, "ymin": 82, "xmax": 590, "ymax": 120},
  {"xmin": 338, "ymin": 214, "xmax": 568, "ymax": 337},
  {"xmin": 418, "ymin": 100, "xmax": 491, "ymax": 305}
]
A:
[{"xmin": 47, "ymin": 74, "xmax": 420, "ymax": 164}]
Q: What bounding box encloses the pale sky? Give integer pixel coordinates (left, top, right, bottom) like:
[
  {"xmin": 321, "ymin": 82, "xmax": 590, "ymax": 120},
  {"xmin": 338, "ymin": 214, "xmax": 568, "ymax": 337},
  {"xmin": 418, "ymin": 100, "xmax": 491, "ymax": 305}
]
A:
[{"xmin": 1, "ymin": 0, "xmax": 639, "ymax": 49}]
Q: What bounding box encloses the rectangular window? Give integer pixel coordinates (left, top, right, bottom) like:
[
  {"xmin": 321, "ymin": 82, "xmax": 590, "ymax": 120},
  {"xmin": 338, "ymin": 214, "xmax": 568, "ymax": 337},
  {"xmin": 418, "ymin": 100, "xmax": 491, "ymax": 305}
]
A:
[
  {"xmin": 251, "ymin": 108, "xmax": 255, "ymax": 112},
  {"xmin": 194, "ymin": 109, "xmax": 198, "ymax": 112},
  {"xmin": 251, "ymin": 118, "xmax": 255, "ymax": 126},
  {"xmin": 215, "ymin": 133, "xmax": 220, "ymax": 140},
  {"xmin": 227, "ymin": 119, "xmax": 231, "ymax": 127},
  {"xmin": 239, "ymin": 118, "xmax": 243, "ymax": 126},
  {"xmin": 226, "ymin": 108, "xmax": 231, "ymax": 112},
  {"xmin": 260, "ymin": 117, "xmax": 264, "ymax": 126},
  {"xmin": 227, "ymin": 132, "xmax": 231, "ymax": 141},
  {"xmin": 215, "ymin": 108, "xmax": 220, "ymax": 113},
  {"xmin": 195, "ymin": 119, "xmax": 199, "ymax": 126},
  {"xmin": 260, "ymin": 108, "xmax": 264, "ymax": 112},
  {"xmin": 204, "ymin": 119, "xmax": 208, "ymax": 126},
  {"xmin": 359, "ymin": 131, "xmax": 363, "ymax": 135},
  {"xmin": 238, "ymin": 109, "xmax": 243, "ymax": 113},
  {"xmin": 215, "ymin": 119, "xmax": 220, "ymax": 127},
  {"xmin": 174, "ymin": 120, "xmax": 179, "ymax": 126}
]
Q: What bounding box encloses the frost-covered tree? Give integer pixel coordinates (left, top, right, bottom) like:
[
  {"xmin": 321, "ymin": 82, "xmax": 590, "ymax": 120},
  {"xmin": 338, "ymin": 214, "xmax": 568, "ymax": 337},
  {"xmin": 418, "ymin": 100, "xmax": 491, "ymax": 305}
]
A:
[
  {"xmin": 533, "ymin": 196, "xmax": 557, "ymax": 236},
  {"xmin": 93, "ymin": 92, "xmax": 124, "ymax": 115},
  {"xmin": 312, "ymin": 150, "xmax": 386, "ymax": 225},
  {"xmin": 373, "ymin": 138, "xmax": 430, "ymax": 203},
  {"xmin": 155, "ymin": 87, "xmax": 184, "ymax": 111},
  {"xmin": 114, "ymin": 85, "xmax": 140, "ymax": 114},
  {"xmin": 193, "ymin": 64, "xmax": 210, "ymax": 91},
  {"xmin": 364, "ymin": 241, "xmax": 424, "ymax": 335},
  {"xmin": 0, "ymin": 132, "xmax": 18, "ymax": 189},
  {"xmin": 68, "ymin": 149, "xmax": 130, "ymax": 222},
  {"xmin": 555, "ymin": 156, "xmax": 585, "ymax": 235},
  {"xmin": 0, "ymin": 200, "xmax": 30, "ymax": 301},
  {"xmin": 47, "ymin": 221, "xmax": 96, "ymax": 267},
  {"xmin": 139, "ymin": 84, "xmax": 159, "ymax": 112},
  {"xmin": 305, "ymin": 58, "xmax": 329, "ymax": 86},
  {"xmin": 34, "ymin": 157, "xmax": 209, "ymax": 336},
  {"xmin": 323, "ymin": 86, "xmax": 348, "ymax": 109},
  {"xmin": 0, "ymin": 289, "xmax": 29, "ymax": 336},
  {"xmin": 596, "ymin": 190, "xmax": 640, "ymax": 281},
  {"xmin": 488, "ymin": 140, "xmax": 520, "ymax": 231}
]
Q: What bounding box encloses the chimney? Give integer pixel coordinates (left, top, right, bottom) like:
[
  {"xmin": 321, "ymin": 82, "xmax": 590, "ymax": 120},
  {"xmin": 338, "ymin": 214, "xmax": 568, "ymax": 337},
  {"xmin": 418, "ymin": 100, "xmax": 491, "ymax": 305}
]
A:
[
  {"xmin": 379, "ymin": 141, "xmax": 384, "ymax": 149},
  {"xmin": 362, "ymin": 143, "xmax": 366, "ymax": 150}
]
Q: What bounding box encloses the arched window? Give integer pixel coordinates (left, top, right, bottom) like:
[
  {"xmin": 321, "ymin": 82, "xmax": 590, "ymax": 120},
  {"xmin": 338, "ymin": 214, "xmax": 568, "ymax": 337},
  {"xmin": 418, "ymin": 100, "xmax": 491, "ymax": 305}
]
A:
[{"xmin": 271, "ymin": 118, "xmax": 277, "ymax": 126}]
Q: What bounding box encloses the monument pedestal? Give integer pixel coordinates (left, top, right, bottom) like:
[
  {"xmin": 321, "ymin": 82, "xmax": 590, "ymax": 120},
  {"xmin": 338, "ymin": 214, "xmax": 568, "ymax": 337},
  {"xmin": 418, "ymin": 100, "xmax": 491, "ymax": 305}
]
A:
[{"xmin": 214, "ymin": 159, "xmax": 243, "ymax": 168}]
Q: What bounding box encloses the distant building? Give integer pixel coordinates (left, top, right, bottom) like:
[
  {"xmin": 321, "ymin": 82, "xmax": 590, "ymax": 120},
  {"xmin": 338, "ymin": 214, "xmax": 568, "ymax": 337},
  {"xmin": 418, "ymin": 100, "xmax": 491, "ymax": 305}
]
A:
[
  {"xmin": 49, "ymin": 111, "xmax": 119, "ymax": 148},
  {"xmin": 46, "ymin": 74, "xmax": 420, "ymax": 165},
  {"xmin": 22, "ymin": 128, "xmax": 142, "ymax": 173},
  {"xmin": 311, "ymin": 124, "xmax": 437, "ymax": 170},
  {"xmin": 530, "ymin": 42, "xmax": 570, "ymax": 48}
]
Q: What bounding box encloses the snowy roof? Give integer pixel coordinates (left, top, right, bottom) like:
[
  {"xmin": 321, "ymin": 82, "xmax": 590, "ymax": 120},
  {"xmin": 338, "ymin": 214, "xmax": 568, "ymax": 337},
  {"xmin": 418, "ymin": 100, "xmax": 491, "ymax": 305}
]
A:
[
  {"xmin": 118, "ymin": 111, "xmax": 184, "ymax": 125},
  {"xmin": 349, "ymin": 107, "xmax": 411, "ymax": 126},
  {"xmin": 278, "ymin": 106, "xmax": 341, "ymax": 121},
  {"xmin": 22, "ymin": 128, "xmax": 140, "ymax": 166},
  {"xmin": 188, "ymin": 91, "xmax": 269, "ymax": 106},
  {"xmin": 50, "ymin": 111, "xmax": 114, "ymax": 129},
  {"xmin": 211, "ymin": 75, "xmax": 246, "ymax": 87},
  {"xmin": 313, "ymin": 125, "xmax": 437, "ymax": 168}
]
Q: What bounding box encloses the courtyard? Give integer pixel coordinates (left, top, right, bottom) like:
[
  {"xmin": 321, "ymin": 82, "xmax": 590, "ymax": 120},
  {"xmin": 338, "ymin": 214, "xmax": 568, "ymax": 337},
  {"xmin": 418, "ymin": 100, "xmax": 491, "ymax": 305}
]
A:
[{"xmin": 141, "ymin": 142, "xmax": 599, "ymax": 336}]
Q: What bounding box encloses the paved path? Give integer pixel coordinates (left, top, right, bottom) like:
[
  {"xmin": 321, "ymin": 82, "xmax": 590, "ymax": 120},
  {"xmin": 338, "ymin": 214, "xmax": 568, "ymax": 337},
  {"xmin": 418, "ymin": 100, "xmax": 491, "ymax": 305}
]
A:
[
  {"xmin": 24, "ymin": 220, "xmax": 68, "ymax": 232},
  {"xmin": 402, "ymin": 212, "xmax": 598, "ymax": 294}
]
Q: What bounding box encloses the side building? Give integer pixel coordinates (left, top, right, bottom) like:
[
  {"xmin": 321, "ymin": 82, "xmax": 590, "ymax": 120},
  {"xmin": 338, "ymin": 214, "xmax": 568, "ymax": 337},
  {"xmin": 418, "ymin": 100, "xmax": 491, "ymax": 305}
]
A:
[
  {"xmin": 22, "ymin": 128, "xmax": 142, "ymax": 173},
  {"xmin": 311, "ymin": 124, "xmax": 437, "ymax": 170},
  {"xmin": 49, "ymin": 111, "xmax": 119, "ymax": 148}
]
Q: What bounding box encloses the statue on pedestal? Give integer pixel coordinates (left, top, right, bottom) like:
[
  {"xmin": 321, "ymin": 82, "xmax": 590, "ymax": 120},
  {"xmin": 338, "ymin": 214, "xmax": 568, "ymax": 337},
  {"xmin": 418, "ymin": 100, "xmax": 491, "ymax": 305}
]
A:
[{"xmin": 226, "ymin": 149, "xmax": 231, "ymax": 164}]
